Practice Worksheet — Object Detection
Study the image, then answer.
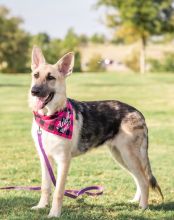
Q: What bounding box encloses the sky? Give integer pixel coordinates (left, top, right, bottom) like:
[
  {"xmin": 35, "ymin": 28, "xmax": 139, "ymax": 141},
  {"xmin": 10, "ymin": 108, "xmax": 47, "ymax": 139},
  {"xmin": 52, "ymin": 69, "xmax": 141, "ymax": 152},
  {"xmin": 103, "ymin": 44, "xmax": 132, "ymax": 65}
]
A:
[{"xmin": 0, "ymin": 0, "xmax": 109, "ymax": 38}]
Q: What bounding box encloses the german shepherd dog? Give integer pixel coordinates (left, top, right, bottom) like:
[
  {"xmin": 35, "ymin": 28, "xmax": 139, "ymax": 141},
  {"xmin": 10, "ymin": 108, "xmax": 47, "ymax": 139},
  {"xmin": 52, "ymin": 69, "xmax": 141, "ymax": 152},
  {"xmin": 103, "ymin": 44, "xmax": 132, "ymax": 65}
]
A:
[{"xmin": 29, "ymin": 46, "xmax": 163, "ymax": 218}]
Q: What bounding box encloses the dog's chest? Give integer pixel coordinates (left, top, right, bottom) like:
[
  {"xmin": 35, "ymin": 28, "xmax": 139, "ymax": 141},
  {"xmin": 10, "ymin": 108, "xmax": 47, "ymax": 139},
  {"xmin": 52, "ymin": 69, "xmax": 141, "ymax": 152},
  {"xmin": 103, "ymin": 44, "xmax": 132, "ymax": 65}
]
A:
[
  {"xmin": 32, "ymin": 120, "xmax": 71, "ymax": 156},
  {"xmin": 31, "ymin": 118, "xmax": 81, "ymax": 158}
]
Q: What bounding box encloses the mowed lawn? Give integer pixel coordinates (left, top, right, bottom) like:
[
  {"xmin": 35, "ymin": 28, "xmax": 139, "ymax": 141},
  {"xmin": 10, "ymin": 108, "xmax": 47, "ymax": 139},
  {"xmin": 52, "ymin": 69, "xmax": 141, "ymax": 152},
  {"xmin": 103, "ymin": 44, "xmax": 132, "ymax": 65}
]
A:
[{"xmin": 0, "ymin": 72, "xmax": 174, "ymax": 220}]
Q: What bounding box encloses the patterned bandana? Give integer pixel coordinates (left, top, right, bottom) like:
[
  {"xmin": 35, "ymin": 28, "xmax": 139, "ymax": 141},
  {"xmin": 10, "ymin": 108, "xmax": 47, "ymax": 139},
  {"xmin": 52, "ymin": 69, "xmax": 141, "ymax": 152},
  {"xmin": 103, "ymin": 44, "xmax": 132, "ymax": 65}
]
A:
[{"xmin": 33, "ymin": 101, "xmax": 73, "ymax": 139}]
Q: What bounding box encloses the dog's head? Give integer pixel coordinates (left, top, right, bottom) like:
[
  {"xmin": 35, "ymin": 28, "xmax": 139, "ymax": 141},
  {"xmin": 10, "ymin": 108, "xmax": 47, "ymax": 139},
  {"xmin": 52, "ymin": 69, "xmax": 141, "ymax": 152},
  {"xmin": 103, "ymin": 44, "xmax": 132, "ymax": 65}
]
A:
[{"xmin": 29, "ymin": 46, "xmax": 74, "ymax": 114}]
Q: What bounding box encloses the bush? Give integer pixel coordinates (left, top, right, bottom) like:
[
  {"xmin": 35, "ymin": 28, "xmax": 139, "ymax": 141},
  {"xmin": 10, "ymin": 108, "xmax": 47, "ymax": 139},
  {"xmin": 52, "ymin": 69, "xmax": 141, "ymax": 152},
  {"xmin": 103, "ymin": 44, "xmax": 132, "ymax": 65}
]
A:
[
  {"xmin": 74, "ymin": 51, "xmax": 82, "ymax": 72},
  {"xmin": 148, "ymin": 59, "xmax": 162, "ymax": 72},
  {"xmin": 86, "ymin": 54, "xmax": 105, "ymax": 72},
  {"xmin": 0, "ymin": 6, "xmax": 30, "ymax": 73},
  {"xmin": 90, "ymin": 34, "xmax": 106, "ymax": 44},
  {"xmin": 123, "ymin": 49, "xmax": 140, "ymax": 72},
  {"xmin": 149, "ymin": 52, "xmax": 174, "ymax": 72}
]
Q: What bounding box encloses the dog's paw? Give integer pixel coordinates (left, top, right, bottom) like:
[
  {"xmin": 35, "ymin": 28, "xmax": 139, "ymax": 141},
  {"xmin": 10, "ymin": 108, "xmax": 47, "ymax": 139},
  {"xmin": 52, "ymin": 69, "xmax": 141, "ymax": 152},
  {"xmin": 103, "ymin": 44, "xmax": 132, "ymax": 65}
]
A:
[
  {"xmin": 47, "ymin": 213, "xmax": 61, "ymax": 218},
  {"xmin": 31, "ymin": 204, "xmax": 47, "ymax": 210},
  {"xmin": 139, "ymin": 203, "xmax": 148, "ymax": 211},
  {"xmin": 48, "ymin": 209, "xmax": 61, "ymax": 218},
  {"xmin": 128, "ymin": 198, "xmax": 139, "ymax": 203}
]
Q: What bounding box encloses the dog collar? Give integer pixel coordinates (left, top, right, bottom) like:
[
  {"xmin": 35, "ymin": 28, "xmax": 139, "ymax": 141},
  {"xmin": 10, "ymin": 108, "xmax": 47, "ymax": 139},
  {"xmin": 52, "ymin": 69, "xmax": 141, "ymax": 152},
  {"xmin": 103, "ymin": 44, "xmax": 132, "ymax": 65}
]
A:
[{"xmin": 33, "ymin": 101, "xmax": 73, "ymax": 139}]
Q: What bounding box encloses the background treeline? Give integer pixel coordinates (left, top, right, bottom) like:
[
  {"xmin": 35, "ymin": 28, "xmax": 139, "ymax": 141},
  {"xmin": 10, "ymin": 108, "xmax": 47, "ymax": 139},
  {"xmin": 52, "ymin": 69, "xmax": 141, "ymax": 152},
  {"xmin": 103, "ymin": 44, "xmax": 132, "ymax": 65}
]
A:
[
  {"xmin": 0, "ymin": 6, "xmax": 108, "ymax": 73},
  {"xmin": 1, "ymin": 0, "xmax": 174, "ymax": 74}
]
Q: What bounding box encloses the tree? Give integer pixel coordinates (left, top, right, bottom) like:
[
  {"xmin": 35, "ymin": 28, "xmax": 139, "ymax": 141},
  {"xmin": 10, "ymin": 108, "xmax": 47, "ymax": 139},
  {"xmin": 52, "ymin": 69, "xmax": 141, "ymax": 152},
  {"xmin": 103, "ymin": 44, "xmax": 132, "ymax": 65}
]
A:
[
  {"xmin": 0, "ymin": 6, "xmax": 30, "ymax": 73},
  {"xmin": 90, "ymin": 33, "xmax": 106, "ymax": 44},
  {"xmin": 78, "ymin": 34, "xmax": 89, "ymax": 46},
  {"xmin": 61, "ymin": 28, "xmax": 82, "ymax": 72},
  {"xmin": 46, "ymin": 38, "xmax": 63, "ymax": 63},
  {"xmin": 74, "ymin": 51, "xmax": 82, "ymax": 72},
  {"xmin": 31, "ymin": 33, "xmax": 50, "ymax": 48},
  {"xmin": 87, "ymin": 54, "xmax": 105, "ymax": 72},
  {"xmin": 30, "ymin": 35, "xmax": 64, "ymax": 65},
  {"xmin": 96, "ymin": 0, "xmax": 174, "ymax": 74},
  {"xmin": 30, "ymin": 29, "xmax": 83, "ymax": 72},
  {"xmin": 61, "ymin": 28, "xmax": 80, "ymax": 53}
]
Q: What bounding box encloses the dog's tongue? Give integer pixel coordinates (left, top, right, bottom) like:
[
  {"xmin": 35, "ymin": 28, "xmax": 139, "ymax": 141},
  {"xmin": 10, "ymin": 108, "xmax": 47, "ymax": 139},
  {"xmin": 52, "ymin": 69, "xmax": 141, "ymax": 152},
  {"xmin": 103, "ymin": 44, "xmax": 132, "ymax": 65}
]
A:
[{"xmin": 35, "ymin": 97, "xmax": 46, "ymax": 111}]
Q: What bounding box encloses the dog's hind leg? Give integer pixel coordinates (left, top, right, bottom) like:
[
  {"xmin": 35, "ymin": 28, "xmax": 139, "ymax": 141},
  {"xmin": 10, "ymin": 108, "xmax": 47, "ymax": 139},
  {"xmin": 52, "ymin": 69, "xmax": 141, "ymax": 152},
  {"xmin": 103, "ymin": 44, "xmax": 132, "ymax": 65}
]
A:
[
  {"xmin": 124, "ymin": 154, "xmax": 149, "ymax": 210},
  {"xmin": 129, "ymin": 175, "xmax": 141, "ymax": 203},
  {"xmin": 112, "ymin": 130, "xmax": 149, "ymax": 209},
  {"xmin": 116, "ymin": 142, "xmax": 149, "ymax": 209},
  {"xmin": 108, "ymin": 145, "xmax": 127, "ymax": 170},
  {"xmin": 108, "ymin": 145, "xmax": 141, "ymax": 203}
]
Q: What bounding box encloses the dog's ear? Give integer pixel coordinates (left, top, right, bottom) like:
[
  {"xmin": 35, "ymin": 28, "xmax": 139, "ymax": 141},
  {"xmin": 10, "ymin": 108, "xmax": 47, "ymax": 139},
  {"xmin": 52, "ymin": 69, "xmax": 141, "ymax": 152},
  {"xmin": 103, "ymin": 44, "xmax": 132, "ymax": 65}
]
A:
[
  {"xmin": 31, "ymin": 46, "xmax": 46, "ymax": 71},
  {"xmin": 56, "ymin": 52, "xmax": 74, "ymax": 77}
]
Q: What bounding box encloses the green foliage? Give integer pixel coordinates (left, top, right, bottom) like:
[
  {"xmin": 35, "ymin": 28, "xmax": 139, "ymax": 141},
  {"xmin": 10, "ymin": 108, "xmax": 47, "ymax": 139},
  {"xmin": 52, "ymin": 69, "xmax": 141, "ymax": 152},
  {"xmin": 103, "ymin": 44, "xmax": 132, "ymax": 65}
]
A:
[
  {"xmin": 30, "ymin": 35, "xmax": 63, "ymax": 64},
  {"xmin": 78, "ymin": 34, "xmax": 89, "ymax": 46},
  {"xmin": 0, "ymin": 6, "xmax": 83, "ymax": 73},
  {"xmin": 0, "ymin": 6, "xmax": 30, "ymax": 73},
  {"xmin": 149, "ymin": 52, "xmax": 174, "ymax": 72},
  {"xmin": 123, "ymin": 49, "xmax": 140, "ymax": 72},
  {"xmin": 97, "ymin": 0, "xmax": 174, "ymax": 41},
  {"xmin": 31, "ymin": 32, "xmax": 50, "ymax": 46},
  {"xmin": 96, "ymin": 0, "xmax": 174, "ymax": 73},
  {"xmin": 90, "ymin": 33, "xmax": 106, "ymax": 44},
  {"xmin": 74, "ymin": 51, "xmax": 82, "ymax": 72},
  {"xmin": 61, "ymin": 28, "xmax": 80, "ymax": 52},
  {"xmin": 29, "ymin": 28, "xmax": 83, "ymax": 72},
  {"xmin": 86, "ymin": 54, "xmax": 105, "ymax": 72},
  {"xmin": 110, "ymin": 36, "xmax": 124, "ymax": 45},
  {"xmin": 46, "ymin": 39, "xmax": 63, "ymax": 63}
]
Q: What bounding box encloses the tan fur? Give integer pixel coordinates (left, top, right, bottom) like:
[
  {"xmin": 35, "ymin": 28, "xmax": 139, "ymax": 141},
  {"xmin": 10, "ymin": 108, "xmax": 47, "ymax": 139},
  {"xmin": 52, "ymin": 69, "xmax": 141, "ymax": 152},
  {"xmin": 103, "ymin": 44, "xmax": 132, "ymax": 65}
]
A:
[{"xmin": 29, "ymin": 63, "xmax": 67, "ymax": 115}]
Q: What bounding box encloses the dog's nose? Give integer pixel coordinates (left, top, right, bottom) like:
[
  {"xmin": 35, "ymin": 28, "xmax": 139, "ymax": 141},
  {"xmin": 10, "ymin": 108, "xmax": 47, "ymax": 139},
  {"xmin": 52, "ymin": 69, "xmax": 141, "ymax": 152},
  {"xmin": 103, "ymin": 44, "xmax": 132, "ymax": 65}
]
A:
[{"xmin": 31, "ymin": 86, "xmax": 41, "ymax": 96}]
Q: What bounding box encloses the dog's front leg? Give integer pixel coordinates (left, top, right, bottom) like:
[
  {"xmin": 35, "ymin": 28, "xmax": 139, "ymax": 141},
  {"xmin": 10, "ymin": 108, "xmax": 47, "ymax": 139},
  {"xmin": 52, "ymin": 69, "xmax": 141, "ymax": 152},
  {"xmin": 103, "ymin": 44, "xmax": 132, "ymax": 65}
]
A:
[
  {"xmin": 48, "ymin": 154, "xmax": 71, "ymax": 218},
  {"xmin": 32, "ymin": 154, "xmax": 53, "ymax": 210}
]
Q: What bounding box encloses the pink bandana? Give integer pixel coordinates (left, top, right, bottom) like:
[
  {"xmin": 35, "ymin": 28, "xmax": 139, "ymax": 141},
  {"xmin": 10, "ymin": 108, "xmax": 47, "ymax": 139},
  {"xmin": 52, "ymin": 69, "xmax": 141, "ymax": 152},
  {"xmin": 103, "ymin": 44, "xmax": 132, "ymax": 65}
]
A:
[{"xmin": 33, "ymin": 101, "xmax": 73, "ymax": 139}]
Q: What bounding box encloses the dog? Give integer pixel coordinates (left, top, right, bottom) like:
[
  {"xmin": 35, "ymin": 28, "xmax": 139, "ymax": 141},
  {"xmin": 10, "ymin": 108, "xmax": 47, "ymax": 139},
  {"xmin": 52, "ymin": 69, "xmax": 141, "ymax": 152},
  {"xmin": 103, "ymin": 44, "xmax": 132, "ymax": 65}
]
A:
[{"xmin": 29, "ymin": 46, "xmax": 163, "ymax": 218}]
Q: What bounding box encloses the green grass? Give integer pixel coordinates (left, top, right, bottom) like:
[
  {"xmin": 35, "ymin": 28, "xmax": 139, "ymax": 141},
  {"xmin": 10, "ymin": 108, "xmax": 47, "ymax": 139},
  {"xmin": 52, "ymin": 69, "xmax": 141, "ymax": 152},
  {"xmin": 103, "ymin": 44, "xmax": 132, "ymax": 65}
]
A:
[{"xmin": 0, "ymin": 72, "xmax": 174, "ymax": 220}]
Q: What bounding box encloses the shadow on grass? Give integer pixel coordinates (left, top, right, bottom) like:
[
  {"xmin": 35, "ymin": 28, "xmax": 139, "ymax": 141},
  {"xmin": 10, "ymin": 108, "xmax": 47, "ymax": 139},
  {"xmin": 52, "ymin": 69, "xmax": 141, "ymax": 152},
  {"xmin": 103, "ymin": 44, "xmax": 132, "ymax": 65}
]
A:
[
  {"xmin": 0, "ymin": 196, "xmax": 173, "ymax": 220},
  {"xmin": 0, "ymin": 196, "xmax": 36, "ymax": 212},
  {"xmin": 62, "ymin": 201, "xmax": 149, "ymax": 220},
  {"xmin": 149, "ymin": 201, "xmax": 174, "ymax": 211}
]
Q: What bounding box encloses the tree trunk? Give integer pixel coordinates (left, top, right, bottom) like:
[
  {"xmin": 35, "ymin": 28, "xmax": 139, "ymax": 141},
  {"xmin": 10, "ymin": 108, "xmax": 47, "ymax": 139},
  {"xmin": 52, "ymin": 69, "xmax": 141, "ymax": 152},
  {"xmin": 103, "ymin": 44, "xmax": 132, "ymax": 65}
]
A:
[{"xmin": 140, "ymin": 36, "xmax": 146, "ymax": 74}]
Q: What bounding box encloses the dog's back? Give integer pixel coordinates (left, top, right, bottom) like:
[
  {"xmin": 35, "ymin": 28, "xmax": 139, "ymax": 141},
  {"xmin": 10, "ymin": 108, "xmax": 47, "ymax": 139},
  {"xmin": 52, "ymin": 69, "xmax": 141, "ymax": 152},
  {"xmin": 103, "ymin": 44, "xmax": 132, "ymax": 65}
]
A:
[{"xmin": 69, "ymin": 98, "xmax": 144, "ymax": 152}]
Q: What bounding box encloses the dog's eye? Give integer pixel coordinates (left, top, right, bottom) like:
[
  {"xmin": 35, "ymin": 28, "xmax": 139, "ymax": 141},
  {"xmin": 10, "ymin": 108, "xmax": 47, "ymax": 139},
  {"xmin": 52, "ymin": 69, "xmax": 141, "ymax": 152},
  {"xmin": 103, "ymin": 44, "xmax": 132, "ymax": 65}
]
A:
[
  {"xmin": 34, "ymin": 72, "xmax": 39, "ymax": 79},
  {"xmin": 46, "ymin": 73, "xmax": 56, "ymax": 81}
]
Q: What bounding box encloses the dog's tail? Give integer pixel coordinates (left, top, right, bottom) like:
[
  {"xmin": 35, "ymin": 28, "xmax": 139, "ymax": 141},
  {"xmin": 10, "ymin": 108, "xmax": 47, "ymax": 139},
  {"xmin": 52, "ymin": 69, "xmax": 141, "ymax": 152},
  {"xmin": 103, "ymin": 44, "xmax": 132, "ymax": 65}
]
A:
[
  {"xmin": 141, "ymin": 134, "xmax": 164, "ymax": 201},
  {"xmin": 149, "ymin": 174, "xmax": 164, "ymax": 201}
]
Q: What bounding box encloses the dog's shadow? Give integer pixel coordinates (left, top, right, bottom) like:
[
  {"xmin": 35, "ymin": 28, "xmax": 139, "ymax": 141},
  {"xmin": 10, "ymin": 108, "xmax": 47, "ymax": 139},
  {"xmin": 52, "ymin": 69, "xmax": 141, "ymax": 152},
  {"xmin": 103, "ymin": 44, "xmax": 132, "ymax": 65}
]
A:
[
  {"xmin": 0, "ymin": 196, "xmax": 173, "ymax": 220},
  {"xmin": 149, "ymin": 201, "xmax": 174, "ymax": 211},
  {"xmin": 63, "ymin": 200, "xmax": 174, "ymax": 220}
]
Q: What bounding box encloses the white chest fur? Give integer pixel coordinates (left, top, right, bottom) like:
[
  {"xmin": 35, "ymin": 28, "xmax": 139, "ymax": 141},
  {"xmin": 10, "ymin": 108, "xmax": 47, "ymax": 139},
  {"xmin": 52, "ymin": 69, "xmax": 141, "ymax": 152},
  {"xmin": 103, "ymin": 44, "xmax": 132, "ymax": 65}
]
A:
[{"xmin": 31, "ymin": 112, "xmax": 83, "ymax": 160}]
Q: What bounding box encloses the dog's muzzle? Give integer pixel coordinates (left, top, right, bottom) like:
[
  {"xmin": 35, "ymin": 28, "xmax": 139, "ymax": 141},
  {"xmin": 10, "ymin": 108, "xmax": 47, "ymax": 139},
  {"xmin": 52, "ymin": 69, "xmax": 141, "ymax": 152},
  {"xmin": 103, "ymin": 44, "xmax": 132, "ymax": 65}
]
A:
[
  {"xmin": 31, "ymin": 85, "xmax": 55, "ymax": 110},
  {"xmin": 31, "ymin": 85, "xmax": 46, "ymax": 97}
]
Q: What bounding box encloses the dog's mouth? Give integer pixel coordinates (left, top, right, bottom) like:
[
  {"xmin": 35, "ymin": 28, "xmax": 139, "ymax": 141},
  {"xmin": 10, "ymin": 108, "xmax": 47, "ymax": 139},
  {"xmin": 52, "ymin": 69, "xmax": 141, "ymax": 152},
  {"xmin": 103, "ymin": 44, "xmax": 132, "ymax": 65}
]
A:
[{"xmin": 35, "ymin": 92, "xmax": 55, "ymax": 111}]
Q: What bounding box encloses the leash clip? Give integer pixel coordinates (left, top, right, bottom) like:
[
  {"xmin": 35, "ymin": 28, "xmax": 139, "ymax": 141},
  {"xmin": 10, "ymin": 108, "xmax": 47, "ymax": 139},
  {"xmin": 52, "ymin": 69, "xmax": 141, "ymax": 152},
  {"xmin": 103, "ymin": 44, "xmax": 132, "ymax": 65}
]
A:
[{"xmin": 37, "ymin": 126, "xmax": 42, "ymax": 135}]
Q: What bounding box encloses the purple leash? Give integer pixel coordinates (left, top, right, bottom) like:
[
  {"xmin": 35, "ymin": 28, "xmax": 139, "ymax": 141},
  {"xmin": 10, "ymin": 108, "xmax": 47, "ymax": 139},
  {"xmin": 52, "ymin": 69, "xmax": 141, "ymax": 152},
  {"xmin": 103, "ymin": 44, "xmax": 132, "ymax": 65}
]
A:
[{"xmin": 0, "ymin": 129, "xmax": 103, "ymax": 199}]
